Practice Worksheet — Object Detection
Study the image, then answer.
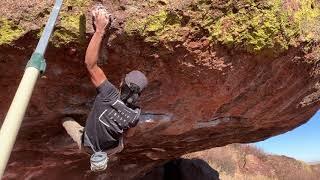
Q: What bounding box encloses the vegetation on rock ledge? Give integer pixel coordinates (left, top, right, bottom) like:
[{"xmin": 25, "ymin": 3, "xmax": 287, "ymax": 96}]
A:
[
  {"xmin": 125, "ymin": 0, "xmax": 320, "ymax": 53},
  {"xmin": 0, "ymin": 0, "xmax": 89, "ymax": 47},
  {"xmin": 205, "ymin": 0, "xmax": 320, "ymax": 53},
  {"xmin": 52, "ymin": 13, "xmax": 86, "ymax": 47},
  {"xmin": 51, "ymin": 0, "xmax": 89, "ymax": 47},
  {"xmin": 125, "ymin": 10, "xmax": 187, "ymax": 43},
  {"xmin": 0, "ymin": 18, "xmax": 24, "ymax": 46},
  {"xmin": 1, "ymin": 0, "xmax": 319, "ymax": 52}
]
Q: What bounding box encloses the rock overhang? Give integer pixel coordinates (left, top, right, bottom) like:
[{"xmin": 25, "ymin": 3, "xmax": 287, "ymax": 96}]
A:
[{"xmin": 0, "ymin": 0, "xmax": 319, "ymax": 179}]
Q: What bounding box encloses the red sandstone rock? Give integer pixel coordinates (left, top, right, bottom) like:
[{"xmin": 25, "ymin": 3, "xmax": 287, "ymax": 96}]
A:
[{"xmin": 0, "ymin": 0, "xmax": 319, "ymax": 179}]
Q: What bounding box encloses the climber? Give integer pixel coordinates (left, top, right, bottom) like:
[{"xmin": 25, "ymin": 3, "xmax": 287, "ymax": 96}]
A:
[{"xmin": 62, "ymin": 5, "xmax": 148, "ymax": 172}]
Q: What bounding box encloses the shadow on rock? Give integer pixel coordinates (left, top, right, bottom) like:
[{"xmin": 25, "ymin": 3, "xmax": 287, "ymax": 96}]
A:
[{"xmin": 140, "ymin": 158, "xmax": 220, "ymax": 180}]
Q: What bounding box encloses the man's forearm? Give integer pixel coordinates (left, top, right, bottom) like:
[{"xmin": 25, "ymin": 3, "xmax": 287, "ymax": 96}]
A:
[{"xmin": 85, "ymin": 32, "xmax": 104, "ymax": 68}]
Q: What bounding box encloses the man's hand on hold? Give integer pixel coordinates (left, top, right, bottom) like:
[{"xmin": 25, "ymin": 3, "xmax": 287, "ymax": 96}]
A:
[{"xmin": 93, "ymin": 9, "xmax": 110, "ymax": 35}]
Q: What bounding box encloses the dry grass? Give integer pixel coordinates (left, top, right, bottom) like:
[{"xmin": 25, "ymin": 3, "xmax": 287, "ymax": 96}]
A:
[
  {"xmin": 184, "ymin": 145, "xmax": 237, "ymax": 175},
  {"xmin": 183, "ymin": 144, "xmax": 320, "ymax": 180}
]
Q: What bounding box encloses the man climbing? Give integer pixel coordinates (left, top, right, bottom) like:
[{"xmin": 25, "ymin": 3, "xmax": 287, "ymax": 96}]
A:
[{"xmin": 62, "ymin": 6, "xmax": 148, "ymax": 172}]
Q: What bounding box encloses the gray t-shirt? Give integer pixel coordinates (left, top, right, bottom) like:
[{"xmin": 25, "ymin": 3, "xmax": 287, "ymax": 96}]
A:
[{"xmin": 84, "ymin": 80, "xmax": 122, "ymax": 152}]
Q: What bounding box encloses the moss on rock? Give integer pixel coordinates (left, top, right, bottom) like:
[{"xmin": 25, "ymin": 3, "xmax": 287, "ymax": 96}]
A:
[
  {"xmin": 199, "ymin": 0, "xmax": 320, "ymax": 53},
  {"xmin": 293, "ymin": 0, "xmax": 320, "ymax": 42},
  {"xmin": 0, "ymin": 18, "xmax": 24, "ymax": 45},
  {"xmin": 125, "ymin": 10, "xmax": 185, "ymax": 43},
  {"xmin": 0, "ymin": 0, "xmax": 89, "ymax": 47},
  {"xmin": 208, "ymin": 1, "xmax": 288, "ymax": 52},
  {"xmin": 65, "ymin": 0, "xmax": 89, "ymax": 9},
  {"xmin": 50, "ymin": 0, "xmax": 89, "ymax": 47},
  {"xmin": 125, "ymin": 0, "xmax": 320, "ymax": 53},
  {"xmin": 52, "ymin": 13, "xmax": 86, "ymax": 47}
]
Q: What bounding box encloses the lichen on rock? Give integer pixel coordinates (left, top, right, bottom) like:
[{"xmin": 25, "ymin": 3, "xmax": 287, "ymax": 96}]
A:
[
  {"xmin": 0, "ymin": 18, "xmax": 24, "ymax": 46},
  {"xmin": 209, "ymin": 1, "xmax": 289, "ymax": 52},
  {"xmin": 195, "ymin": 0, "xmax": 320, "ymax": 53},
  {"xmin": 0, "ymin": 0, "xmax": 89, "ymax": 47},
  {"xmin": 125, "ymin": 10, "xmax": 187, "ymax": 43},
  {"xmin": 124, "ymin": 0, "xmax": 320, "ymax": 53},
  {"xmin": 50, "ymin": 0, "xmax": 89, "ymax": 47},
  {"xmin": 293, "ymin": 0, "xmax": 320, "ymax": 42},
  {"xmin": 65, "ymin": 0, "xmax": 89, "ymax": 8},
  {"xmin": 52, "ymin": 13, "xmax": 86, "ymax": 47}
]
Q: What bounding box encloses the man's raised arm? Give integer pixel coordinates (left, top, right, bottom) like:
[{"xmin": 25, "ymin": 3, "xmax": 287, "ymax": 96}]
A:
[{"xmin": 85, "ymin": 10, "xmax": 110, "ymax": 88}]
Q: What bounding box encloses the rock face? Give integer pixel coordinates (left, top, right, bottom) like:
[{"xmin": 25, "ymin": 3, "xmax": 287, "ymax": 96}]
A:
[{"xmin": 0, "ymin": 0, "xmax": 319, "ymax": 179}]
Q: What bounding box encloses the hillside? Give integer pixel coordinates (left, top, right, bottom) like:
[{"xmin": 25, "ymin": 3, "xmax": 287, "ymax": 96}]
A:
[{"xmin": 183, "ymin": 144, "xmax": 320, "ymax": 180}]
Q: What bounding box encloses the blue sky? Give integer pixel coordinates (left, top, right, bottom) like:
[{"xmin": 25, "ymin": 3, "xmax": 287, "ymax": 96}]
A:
[{"xmin": 255, "ymin": 110, "xmax": 320, "ymax": 162}]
